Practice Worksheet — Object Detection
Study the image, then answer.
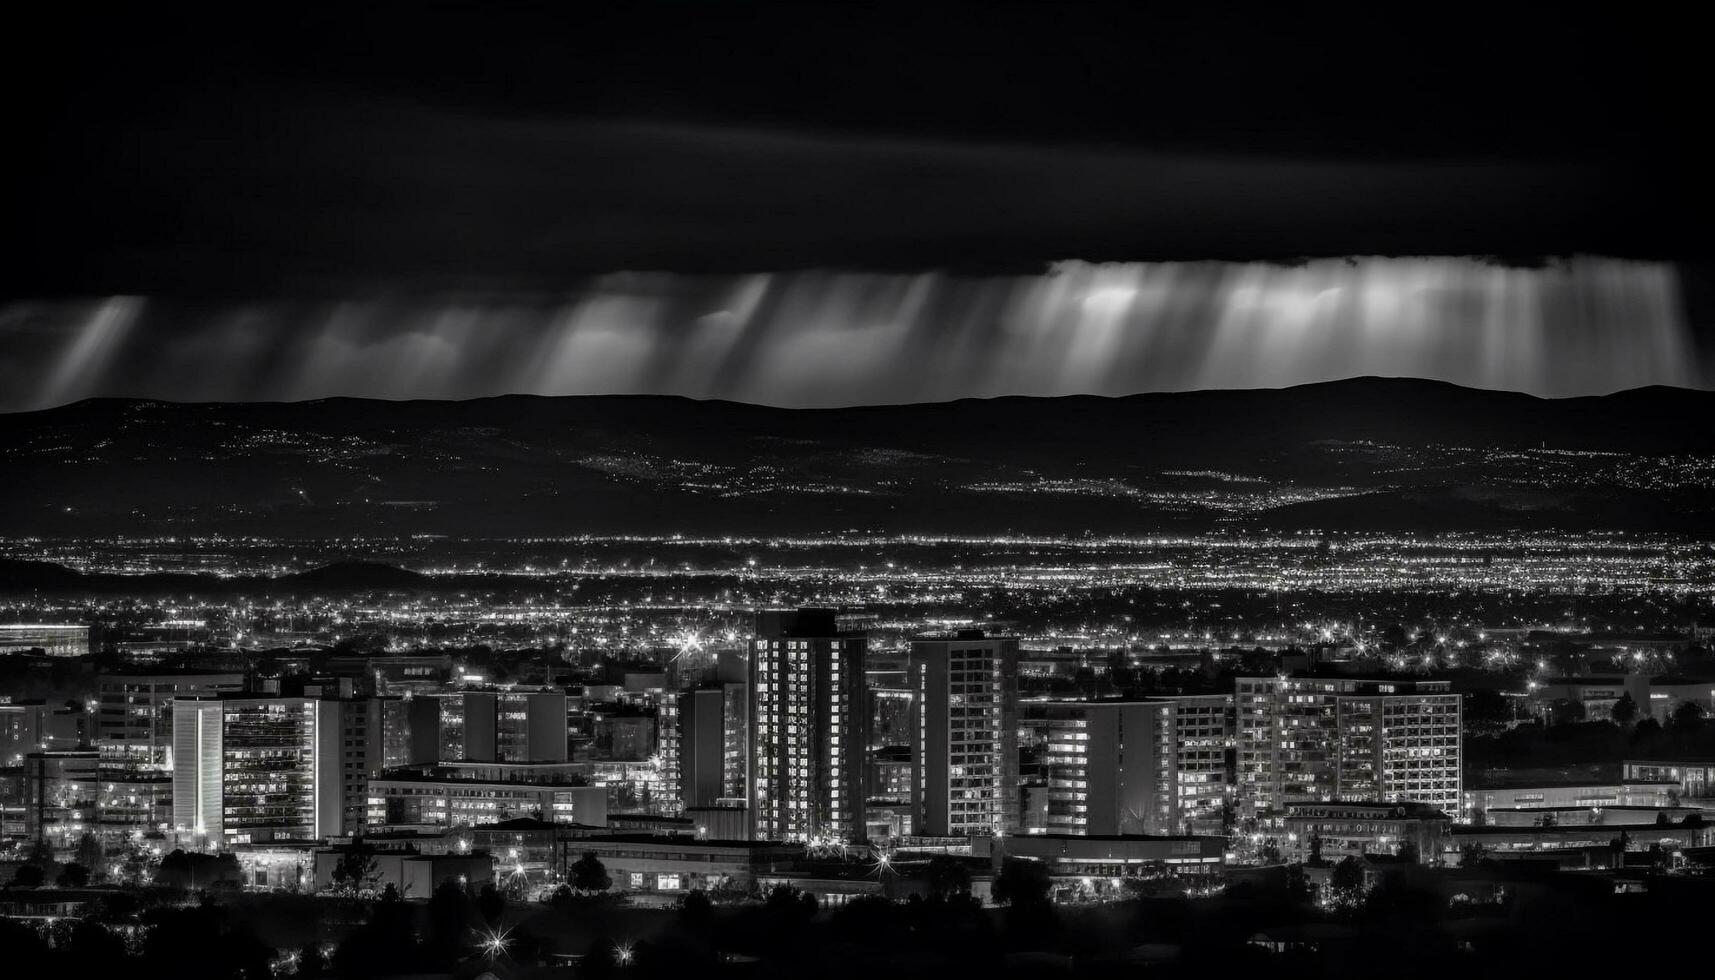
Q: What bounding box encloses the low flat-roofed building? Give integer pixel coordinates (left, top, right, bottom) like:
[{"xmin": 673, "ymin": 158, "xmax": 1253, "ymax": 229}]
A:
[
  {"xmin": 312, "ymin": 847, "xmax": 493, "ymax": 897},
  {"xmin": 233, "ymin": 841, "xmax": 320, "ymax": 891},
  {"xmin": 470, "ymin": 817, "xmax": 569, "ymax": 893},
  {"xmin": 368, "ymin": 762, "xmax": 608, "ymax": 829},
  {"xmin": 1479, "ymin": 804, "xmax": 1706, "ymax": 827},
  {"xmin": 973, "ymin": 833, "xmax": 1225, "ymax": 878},
  {"xmin": 1281, "ymin": 800, "xmax": 1450, "ymax": 863},
  {"xmin": 1528, "ymin": 676, "xmax": 1646, "ymax": 723},
  {"xmin": 753, "ymin": 870, "xmax": 925, "ymax": 907},
  {"xmin": 1447, "ymin": 820, "xmax": 1715, "ymax": 864},
  {"xmin": 1623, "ymin": 760, "xmax": 1715, "ymax": 801},
  {"xmin": 555, "ymin": 834, "xmax": 800, "ymax": 895},
  {"xmin": 1646, "ymin": 679, "xmax": 1715, "ymax": 723},
  {"xmin": 683, "ymin": 805, "xmax": 749, "ymax": 842},
  {"xmin": 0, "ymin": 624, "xmax": 89, "ymax": 658},
  {"xmin": 1465, "ymin": 780, "xmax": 1680, "ymax": 822},
  {"xmin": 605, "ymin": 812, "xmax": 696, "ymax": 836}
]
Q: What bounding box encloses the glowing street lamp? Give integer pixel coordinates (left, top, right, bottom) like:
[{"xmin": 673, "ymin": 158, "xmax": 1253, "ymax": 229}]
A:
[{"xmin": 478, "ymin": 927, "xmax": 513, "ymax": 961}]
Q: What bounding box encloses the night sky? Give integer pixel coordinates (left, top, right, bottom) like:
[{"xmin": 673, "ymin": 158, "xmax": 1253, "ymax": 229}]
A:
[{"xmin": 3, "ymin": 3, "xmax": 1709, "ymax": 408}]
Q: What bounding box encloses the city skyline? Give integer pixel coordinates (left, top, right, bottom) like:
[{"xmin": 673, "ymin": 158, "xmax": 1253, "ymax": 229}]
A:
[{"xmin": 4, "ymin": 3, "xmax": 1713, "ymax": 977}]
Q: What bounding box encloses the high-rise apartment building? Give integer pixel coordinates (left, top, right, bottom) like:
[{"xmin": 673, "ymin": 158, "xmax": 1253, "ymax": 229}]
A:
[
  {"xmin": 680, "ymin": 681, "xmax": 747, "ymax": 811},
  {"xmin": 908, "ymin": 630, "xmax": 1019, "ymax": 838},
  {"xmin": 748, "ymin": 609, "xmax": 868, "ymax": 843},
  {"xmin": 172, "ymin": 696, "xmax": 383, "ymax": 843},
  {"xmin": 1170, "ymin": 693, "xmax": 1236, "ymax": 834},
  {"xmin": 1235, "ymin": 676, "xmax": 1462, "ymax": 820}
]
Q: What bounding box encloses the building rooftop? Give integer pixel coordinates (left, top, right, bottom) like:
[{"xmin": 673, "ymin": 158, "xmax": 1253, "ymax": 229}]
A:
[
  {"xmin": 1284, "ymin": 800, "xmax": 1451, "ymax": 820},
  {"xmin": 573, "ymin": 833, "xmax": 795, "ymax": 850}
]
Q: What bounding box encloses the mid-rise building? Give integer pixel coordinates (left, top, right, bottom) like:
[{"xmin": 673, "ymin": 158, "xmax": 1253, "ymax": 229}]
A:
[
  {"xmin": 402, "ymin": 691, "xmax": 568, "ymax": 764},
  {"xmin": 748, "ymin": 609, "xmax": 868, "ymax": 843},
  {"xmin": 908, "ymin": 630, "xmax": 1019, "ymax": 838},
  {"xmin": 680, "ymin": 683, "xmax": 748, "ymax": 810},
  {"xmin": 465, "ymin": 691, "xmax": 569, "ymax": 763},
  {"xmin": 1032, "ymin": 700, "xmax": 1178, "ymax": 836},
  {"xmin": 1235, "ymin": 676, "xmax": 1462, "ymax": 820},
  {"xmin": 24, "ymin": 749, "xmax": 99, "ymax": 848},
  {"xmin": 1169, "ymin": 694, "xmax": 1235, "ymax": 834},
  {"xmin": 171, "ymin": 696, "xmax": 382, "ymax": 843},
  {"xmin": 2, "ymin": 700, "xmax": 91, "ymax": 763},
  {"xmin": 96, "ymin": 671, "xmax": 245, "ymax": 771}
]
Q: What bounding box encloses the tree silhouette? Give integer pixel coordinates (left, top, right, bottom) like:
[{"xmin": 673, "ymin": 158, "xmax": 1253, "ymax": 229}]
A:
[
  {"xmin": 1326, "ymin": 856, "xmax": 1368, "ymax": 913},
  {"xmin": 57, "ymin": 861, "xmax": 91, "ymax": 887},
  {"xmin": 1672, "ymin": 701, "xmax": 1706, "ymax": 729},
  {"xmin": 1549, "ymin": 698, "xmax": 1587, "ymax": 726},
  {"xmin": 992, "ymin": 857, "xmax": 1052, "ymax": 908},
  {"xmin": 9, "ymin": 864, "xmax": 44, "ymax": 888},
  {"xmin": 570, "ymin": 852, "xmax": 612, "ymax": 893},
  {"xmin": 1611, "ymin": 692, "xmax": 1639, "ymax": 727},
  {"xmin": 679, "ymin": 887, "xmax": 713, "ymax": 927},
  {"xmin": 926, "ymin": 854, "xmax": 972, "ymax": 898},
  {"xmin": 1285, "ymin": 862, "xmax": 1312, "ymax": 904},
  {"xmin": 329, "ymin": 838, "xmax": 379, "ymax": 896},
  {"xmin": 76, "ymin": 830, "xmax": 103, "ymax": 871},
  {"xmin": 477, "ymin": 881, "xmax": 506, "ymax": 926},
  {"xmin": 1464, "ymin": 689, "xmax": 1514, "ymax": 733}
]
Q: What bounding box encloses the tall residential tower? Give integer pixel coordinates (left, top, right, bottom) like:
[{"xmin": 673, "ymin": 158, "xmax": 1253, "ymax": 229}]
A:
[{"xmin": 748, "ymin": 609, "xmax": 868, "ymax": 843}]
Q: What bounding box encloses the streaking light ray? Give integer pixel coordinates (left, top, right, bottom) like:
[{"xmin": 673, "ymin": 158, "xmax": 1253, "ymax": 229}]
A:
[{"xmin": 0, "ymin": 258, "xmax": 1697, "ymax": 411}]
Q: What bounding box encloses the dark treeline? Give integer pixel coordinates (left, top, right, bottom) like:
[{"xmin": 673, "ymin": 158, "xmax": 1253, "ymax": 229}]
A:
[{"xmin": 12, "ymin": 865, "xmax": 1715, "ymax": 980}]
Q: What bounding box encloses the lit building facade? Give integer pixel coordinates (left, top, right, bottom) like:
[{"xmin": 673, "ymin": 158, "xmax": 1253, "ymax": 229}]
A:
[
  {"xmin": 1033, "ymin": 700, "xmax": 1178, "ymax": 836},
  {"xmin": 1623, "ymin": 759, "xmax": 1715, "ymax": 800},
  {"xmin": 465, "ymin": 691, "xmax": 569, "ymax": 762},
  {"xmin": 908, "ymin": 630, "xmax": 1019, "ymax": 838},
  {"xmin": 367, "ymin": 761, "xmax": 608, "ymax": 828},
  {"xmin": 748, "ymin": 609, "xmax": 868, "ymax": 842},
  {"xmin": 0, "ymin": 624, "xmax": 90, "ymax": 657},
  {"xmin": 1236, "ymin": 676, "xmax": 1462, "ymax": 821},
  {"xmin": 95, "ymin": 671, "xmax": 245, "ymax": 771},
  {"xmin": 171, "ymin": 696, "xmax": 381, "ymax": 843},
  {"xmin": 556, "ymin": 834, "xmax": 801, "ymax": 895},
  {"xmin": 1166, "ymin": 694, "xmax": 1235, "ymax": 835},
  {"xmin": 404, "ymin": 691, "xmax": 567, "ymax": 764},
  {"xmin": 24, "ymin": 749, "xmax": 99, "ymax": 848}
]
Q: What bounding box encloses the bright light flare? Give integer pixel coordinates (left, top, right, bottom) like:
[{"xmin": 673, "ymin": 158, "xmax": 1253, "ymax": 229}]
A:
[{"xmin": 478, "ymin": 927, "xmax": 513, "ymax": 961}]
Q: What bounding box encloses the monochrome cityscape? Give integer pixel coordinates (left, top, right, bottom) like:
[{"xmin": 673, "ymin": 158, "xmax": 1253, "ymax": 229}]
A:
[{"xmin": 4, "ymin": 3, "xmax": 1711, "ymax": 979}]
